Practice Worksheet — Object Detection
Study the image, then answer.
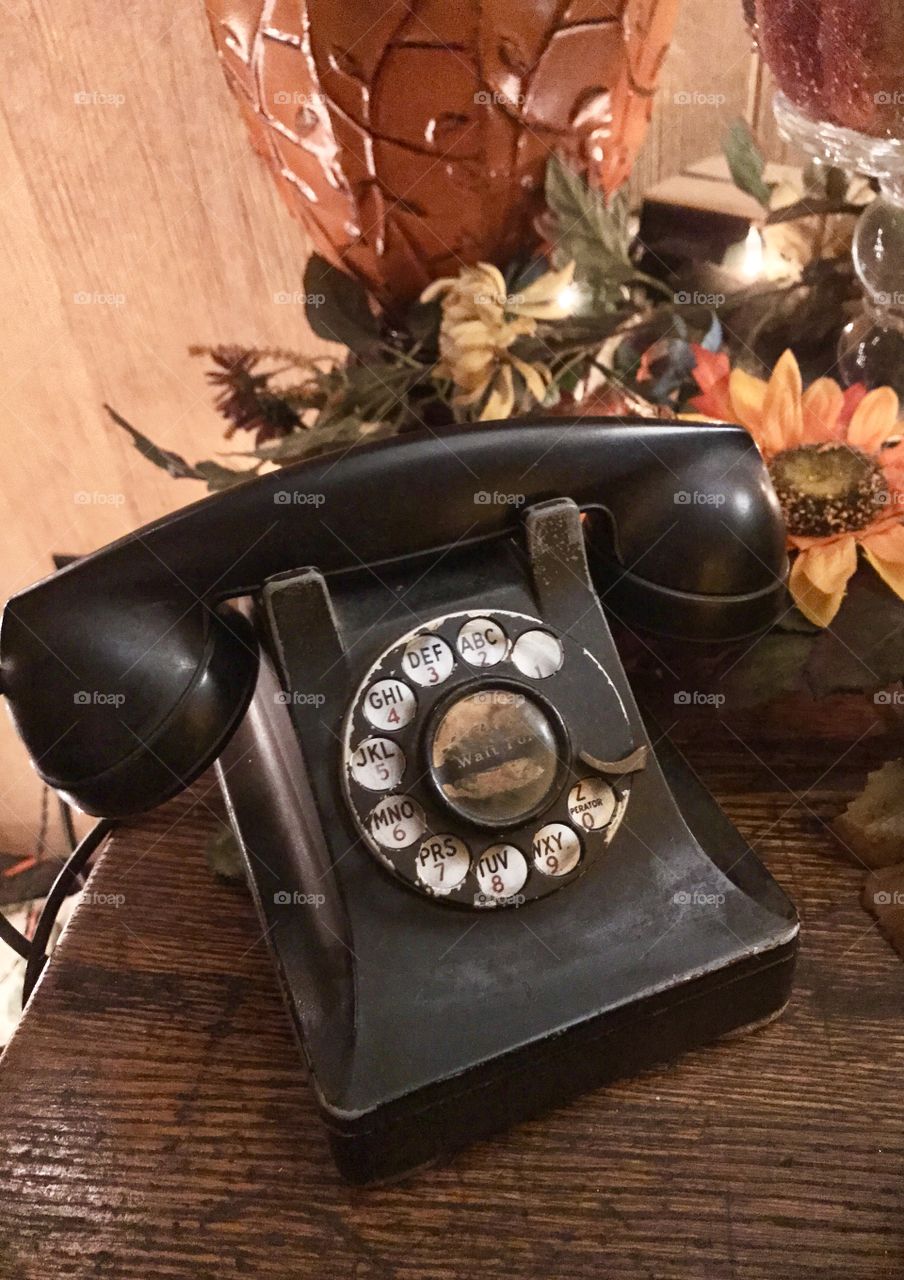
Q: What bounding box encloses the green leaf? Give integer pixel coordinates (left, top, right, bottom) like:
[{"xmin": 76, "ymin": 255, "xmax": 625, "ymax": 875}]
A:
[
  {"xmin": 251, "ymin": 430, "xmax": 320, "ymax": 462},
  {"xmin": 825, "ymin": 165, "xmax": 849, "ymax": 203},
  {"xmin": 303, "ymin": 255, "xmax": 380, "ymax": 355},
  {"xmin": 544, "ymin": 155, "xmax": 635, "ymax": 308},
  {"xmin": 204, "ymin": 826, "xmax": 245, "ymax": 883},
  {"xmin": 194, "ymin": 459, "xmax": 256, "ymax": 490},
  {"xmin": 804, "ymin": 569, "xmax": 904, "ymax": 696},
  {"xmin": 542, "ymin": 381, "xmax": 561, "ymax": 409},
  {"xmin": 798, "ymin": 161, "xmax": 853, "ymax": 205},
  {"xmin": 721, "ymin": 632, "xmax": 812, "ymax": 708},
  {"xmin": 107, "ymin": 405, "xmax": 260, "ymax": 491},
  {"xmin": 254, "ymin": 416, "xmax": 397, "ymax": 465},
  {"xmin": 765, "ymin": 197, "xmax": 864, "ymax": 224},
  {"xmin": 723, "ymin": 120, "xmax": 772, "ymax": 209},
  {"xmin": 725, "ymin": 569, "xmax": 904, "ymax": 704},
  {"xmin": 404, "ymin": 296, "xmax": 441, "ymax": 346},
  {"xmin": 105, "ymin": 404, "xmax": 203, "ymax": 480}
]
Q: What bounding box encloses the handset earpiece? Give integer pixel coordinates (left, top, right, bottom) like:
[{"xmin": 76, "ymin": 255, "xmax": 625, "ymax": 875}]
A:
[{"xmin": 1, "ymin": 591, "xmax": 257, "ymax": 817}]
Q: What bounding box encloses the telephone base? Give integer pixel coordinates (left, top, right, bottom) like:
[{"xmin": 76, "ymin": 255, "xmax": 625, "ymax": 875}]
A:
[
  {"xmin": 331, "ymin": 970, "xmax": 794, "ymax": 1186},
  {"xmin": 218, "ymin": 660, "xmax": 798, "ymax": 1185}
]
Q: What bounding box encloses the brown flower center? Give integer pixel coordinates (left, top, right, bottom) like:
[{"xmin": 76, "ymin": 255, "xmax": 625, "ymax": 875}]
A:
[{"xmin": 768, "ymin": 444, "xmax": 888, "ymax": 537}]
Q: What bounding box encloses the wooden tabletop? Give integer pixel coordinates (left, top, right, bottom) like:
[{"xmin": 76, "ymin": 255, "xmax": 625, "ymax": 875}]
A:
[{"xmin": 1, "ymin": 705, "xmax": 903, "ymax": 1280}]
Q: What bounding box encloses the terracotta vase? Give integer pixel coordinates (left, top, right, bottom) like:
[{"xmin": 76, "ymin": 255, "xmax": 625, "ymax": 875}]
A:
[{"xmin": 207, "ymin": 0, "xmax": 679, "ymax": 312}]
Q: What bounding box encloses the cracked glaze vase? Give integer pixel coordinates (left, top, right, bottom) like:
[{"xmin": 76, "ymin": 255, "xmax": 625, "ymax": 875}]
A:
[{"xmin": 206, "ymin": 0, "xmax": 679, "ymax": 311}]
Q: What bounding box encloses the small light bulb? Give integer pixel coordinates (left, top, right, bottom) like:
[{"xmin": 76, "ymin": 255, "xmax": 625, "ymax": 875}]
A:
[
  {"xmin": 740, "ymin": 225, "xmax": 764, "ymax": 281},
  {"xmin": 556, "ymin": 282, "xmax": 580, "ymax": 313}
]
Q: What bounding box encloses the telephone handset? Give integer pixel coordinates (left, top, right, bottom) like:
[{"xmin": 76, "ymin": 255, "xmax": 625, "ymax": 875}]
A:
[{"xmin": 0, "ymin": 418, "xmax": 798, "ymax": 1182}]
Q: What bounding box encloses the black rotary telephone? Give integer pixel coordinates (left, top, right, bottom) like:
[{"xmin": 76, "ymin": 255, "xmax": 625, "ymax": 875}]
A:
[{"xmin": 0, "ymin": 418, "xmax": 798, "ymax": 1183}]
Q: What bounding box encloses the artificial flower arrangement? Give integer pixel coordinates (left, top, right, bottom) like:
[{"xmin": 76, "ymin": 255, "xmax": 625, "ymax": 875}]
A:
[{"xmin": 112, "ymin": 123, "xmax": 904, "ymax": 633}]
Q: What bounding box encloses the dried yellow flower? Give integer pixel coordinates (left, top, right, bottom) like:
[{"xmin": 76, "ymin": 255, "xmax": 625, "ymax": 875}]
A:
[{"xmin": 421, "ymin": 261, "xmax": 577, "ymax": 419}]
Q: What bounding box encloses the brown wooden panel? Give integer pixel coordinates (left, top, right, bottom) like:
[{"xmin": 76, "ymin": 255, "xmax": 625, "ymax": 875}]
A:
[
  {"xmin": 629, "ymin": 0, "xmax": 762, "ymax": 199},
  {"xmin": 0, "ymin": 0, "xmax": 335, "ymax": 851},
  {"xmin": 752, "ymin": 61, "xmax": 793, "ymax": 164}
]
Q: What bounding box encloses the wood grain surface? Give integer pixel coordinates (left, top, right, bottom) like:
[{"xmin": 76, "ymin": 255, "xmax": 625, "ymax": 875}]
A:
[
  {"xmin": 0, "ymin": 706, "xmax": 902, "ymax": 1280},
  {"xmin": 0, "ymin": 0, "xmax": 780, "ymax": 853},
  {"xmin": 0, "ymin": 0, "xmax": 335, "ymax": 853}
]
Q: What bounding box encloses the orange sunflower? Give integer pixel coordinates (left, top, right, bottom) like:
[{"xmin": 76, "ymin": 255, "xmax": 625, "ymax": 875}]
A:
[{"xmin": 690, "ymin": 347, "xmax": 904, "ymax": 627}]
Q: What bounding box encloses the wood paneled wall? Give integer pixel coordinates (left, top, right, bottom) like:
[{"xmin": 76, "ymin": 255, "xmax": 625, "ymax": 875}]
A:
[{"xmin": 0, "ymin": 0, "xmax": 781, "ymax": 851}]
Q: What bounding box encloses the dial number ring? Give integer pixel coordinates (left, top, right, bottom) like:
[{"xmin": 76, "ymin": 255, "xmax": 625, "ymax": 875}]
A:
[{"xmin": 341, "ymin": 610, "xmax": 637, "ymax": 909}]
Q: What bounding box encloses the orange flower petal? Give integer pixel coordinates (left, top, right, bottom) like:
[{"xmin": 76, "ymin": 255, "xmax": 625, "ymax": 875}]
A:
[
  {"xmin": 691, "ymin": 344, "xmax": 731, "ymax": 393},
  {"xmin": 880, "ymin": 438, "xmax": 904, "ymax": 470},
  {"xmin": 689, "ymin": 346, "xmax": 732, "ymax": 418},
  {"xmin": 481, "ymin": 364, "xmax": 514, "ymax": 420},
  {"xmin": 761, "ymin": 349, "xmax": 804, "ymax": 451},
  {"xmin": 861, "ymin": 521, "xmax": 904, "ymax": 602},
  {"xmin": 799, "ymin": 535, "xmax": 857, "ymax": 593},
  {"xmin": 789, "ymin": 537, "xmax": 857, "ymax": 627},
  {"xmin": 840, "ymin": 382, "xmax": 868, "ymax": 427},
  {"xmin": 728, "ymin": 368, "xmax": 767, "ymax": 444},
  {"xmin": 880, "ymin": 439, "xmax": 904, "ymax": 502},
  {"xmin": 880, "ymin": 461, "xmax": 904, "ymax": 513},
  {"xmin": 689, "ymin": 386, "xmax": 733, "ymax": 421},
  {"xmin": 800, "ymin": 377, "xmax": 844, "ymax": 443},
  {"xmin": 860, "ymin": 520, "xmax": 904, "ymax": 561},
  {"xmin": 846, "ymin": 385, "xmax": 900, "ymax": 452}
]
